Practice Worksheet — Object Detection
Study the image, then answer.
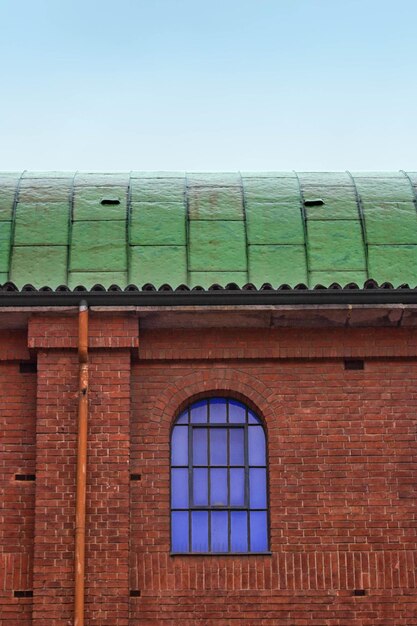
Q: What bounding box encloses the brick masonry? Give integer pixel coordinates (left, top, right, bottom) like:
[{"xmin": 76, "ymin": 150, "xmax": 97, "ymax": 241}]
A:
[{"xmin": 1, "ymin": 317, "xmax": 417, "ymax": 624}]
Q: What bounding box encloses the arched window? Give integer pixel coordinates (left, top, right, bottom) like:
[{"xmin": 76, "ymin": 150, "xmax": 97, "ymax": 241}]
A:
[{"xmin": 170, "ymin": 397, "xmax": 269, "ymax": 554}]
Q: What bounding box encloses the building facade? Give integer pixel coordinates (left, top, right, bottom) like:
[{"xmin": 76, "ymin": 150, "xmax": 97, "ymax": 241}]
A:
[{"xmin": 1, "ymin": 171, "xmax": 417, "ymax": 625}]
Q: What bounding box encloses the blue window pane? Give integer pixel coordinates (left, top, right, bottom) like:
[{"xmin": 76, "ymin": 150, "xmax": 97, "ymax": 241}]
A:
[
  {"xmin": 248, "ymin": 426, "xmax": 266, "ymax": 466},
  {"xmin": 248, "ymin": 409, "xmax": 261, "ymax": 424},
  {"xmin": 171, "ymin": 511, "xmax": 189, "ymax": 552},
  {"xmin": 229, "ymin": 468, "xmax": 245, "ymax": 506},
  {"xmin": 229, "ymin": 428, "xmax": 244, "ymax": 465},
  {"xmin": 190, "ymin": 400, "xmax": 208, "ymax": 423},
  {"xmin": 193, "ymin": 468, "xmax": 208, "ymax": 505},
  {"xmin": 191, "ymin": 511, "xmax": 209, "ymax": 552},
  {"xmin": 209, "ymin": 398, "xmax": 227, "ymax": 423},
  {"xmin": 250, "ymin": 511, "xmax": 268, "ymax": 552},
  {"xmin": 171, "ymin": 398, "xmax": 268, "ymax": 554},
  {"xmin": 171, "ymin": 426, "xmax": 188, "ymax": 466},
  {"xmin": 210, "ymin": 428, "xmax": 227, "ymax": 465},
  {"xmin": 210, "ymin": 468, "xmax": 228, "ymax": 506},
  {"xmin": 249, "ymin": 468, "xmax": 267, "ymax": 508},
  {"xmin": 229, "ymin": 400, "xmax": 246, "ymax": 423},
  {"xmin": 176, "ymin": 410, "xmax": 188, "ymax": 424},
  {"xmin": 211, "ymin": 511, "xmax": 228, "ymax": 552},
  {"xmin": 192, "ymin": 428, "xmax": 208, "ymax": 465},
  {"xmin": 231, "ymin": 511, "xmax": 248, "ymax": 552},
  {"xmin": 171, "ymin": 468, "xmax": 189, "ymax": 508}
]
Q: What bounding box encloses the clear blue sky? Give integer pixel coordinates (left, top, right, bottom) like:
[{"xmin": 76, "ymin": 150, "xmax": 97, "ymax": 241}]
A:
[{"xmin": 0, "ymin": 0, "xmax": 416, "ymax": 171}]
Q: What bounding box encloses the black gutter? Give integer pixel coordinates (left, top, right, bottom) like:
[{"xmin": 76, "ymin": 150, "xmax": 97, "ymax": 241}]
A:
[{"xmin": 1, "ymin": 287, "xmax": 417, "ymax": 307}]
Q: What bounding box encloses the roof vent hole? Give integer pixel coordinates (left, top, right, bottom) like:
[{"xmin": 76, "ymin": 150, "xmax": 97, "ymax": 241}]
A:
[
  {"xmin": 100, "ymin": 198, "xmax": 120, "ymax": 206},
  {"xmin": 304, "ymin": 198, "xmax": 324, "ymax": 207}
]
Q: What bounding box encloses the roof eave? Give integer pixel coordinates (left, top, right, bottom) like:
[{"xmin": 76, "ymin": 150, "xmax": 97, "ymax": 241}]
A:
[{"xmin": 1, "ymin": 283, "xmax": 417, "ymax": 307}]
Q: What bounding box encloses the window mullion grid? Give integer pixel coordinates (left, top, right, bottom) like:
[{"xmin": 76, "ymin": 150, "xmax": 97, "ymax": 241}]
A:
[
  {"xmin": 207, "ymin": 403, "xmax": 211, "ymax": 552},
  {"xmin": 227, "ymin": 400, "xmax": 231, "ymax": 552},
  {"xmin": 174, "ymin": 398, "xmax": 268, "ymax": 554},
  {"xmin": 245, "ymin": 406, "xmax": 251, "ymax": 551},
  {"xmin": 188, "ymin": 407, "xmax": 192, "ymax": 552}
]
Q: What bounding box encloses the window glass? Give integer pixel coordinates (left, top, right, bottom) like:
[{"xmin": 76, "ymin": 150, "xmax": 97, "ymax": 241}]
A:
[
  {"xmin": 190, "ymin": 399, "xmax": 207, "ymax": 423},
  {"xmin": 193, "ymin": 468, "xmax": 208, "ymax": 505},
  {"xmin": 229, "ymin": 400, "xmax": 246, "ymax": 423},
  {"xmin": 211, "ymin": 511, "xmax": 228, "ymax": 552},
  {"xmin": 229, "ymin": 428, "xmax": 244, "ymax": 465},
  {"xmin": 171, "ymin": 426, "xmax": 188, "ymax": 466},
  {"xmin": 209, "ymin": 398, "xmax": 227, "ymax": 423},
  {"xmin": 248, "ymin": 426, "xmax": 266, "ymax": 466},
  {"xmin": 171, "ymin": 468, "xmax": 188, "ymax": 508},
  {"xmin": 191, "ymin": 511, "xmax": 209, "ymax": 551},
  {"xmin": 210, "ymin": 428, "xmax": 227, "ymax": 465},
  {"xmin": 171, "ymin": 511, "xmax": 189, "ymax": 552},
  {"xmin": 171, "ymin": 397, "xmax": 268, "ymax": 553},
  {"xmin": 192, "ymin": 428, "xmax": 207, "ymax": 465}
]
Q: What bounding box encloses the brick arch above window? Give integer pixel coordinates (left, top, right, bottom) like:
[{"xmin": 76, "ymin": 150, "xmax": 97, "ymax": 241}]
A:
[{"xmin": 152, "ymin": 368, "xmax": 277, "ymax": 434}]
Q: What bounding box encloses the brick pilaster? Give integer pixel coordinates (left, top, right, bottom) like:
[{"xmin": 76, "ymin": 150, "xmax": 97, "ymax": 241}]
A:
[{"xmin": 30, "ymin": 314, "xmax": 138, "ymax": 625}]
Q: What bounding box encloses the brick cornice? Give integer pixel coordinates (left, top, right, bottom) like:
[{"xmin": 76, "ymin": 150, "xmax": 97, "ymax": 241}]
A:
[{"xmin": 28, "ymin": 314, "xmax": 139, "ymax": 350}]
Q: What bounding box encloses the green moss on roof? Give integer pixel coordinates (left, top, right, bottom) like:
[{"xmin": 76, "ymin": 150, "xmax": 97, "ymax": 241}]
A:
[{"xmin": 1, "ymin": 171, "xmax": 417, "ymax": 288}]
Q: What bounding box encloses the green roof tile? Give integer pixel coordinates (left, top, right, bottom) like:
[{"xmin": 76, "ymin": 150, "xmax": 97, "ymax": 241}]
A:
[
  {"xmin": 70, "ymin": 221, "xmax": 127, "ymax": 271},
  {"xmin": 14, "ymin": 202, "xmax": 69, "ymax": 245},
  {"xmin": 130, "ymin": 178, "xmax": 185, "ymax": 203},
  {"xmin": 130, "ymin": 202, "xmax": 186, "ymax": 245},
  {"xmin": 0, "ymin": 222, "xmax": 12, "ymax": 273},
  {"xmin": 248, "ymin": 245, "xmax": 307, "ymax": 286},
  {"xmin": 68, "ymin": 271, "xmax": 127, "ymax": 289},
  {"xmin": 298, "ymin": 173, "xmax": 359, "ymax": 220},
  {"xmin": 22, "ymin": 171, "xmax": 75, "ymax": 179},
  {"xmin": 74, "ymin": 173, "xmax": 130, "ymax": 186},
  {"xmin": 18, "ymin": 178, "xmax": 71, "ymax": 203},
  {"xmin": 404, "ymin": 171, "xmax": 417, "ymax": 186},
  {"xmin": 242, "ymin": 176, "xmax": 299, "ymax": 204},
  {"xmin": 310, "ymin": 270, "xmax": 368, "ymax": 287},
  {"xmin": 352, "ymin": 174, "xmax": 413, "ymax": 202},
  {"xmin": 187, "ymin": 173, "xmax": 240, "ymax": 186},
  {"xmin": 303, "ymin": 188, "xmax": 359, "ymax": 220},
  {"xmin": 129, "ymin": 245, "xmax": 187, "ymax": 286},
  {"xmin": 0, "ymin": 170, "xmax": 416, "ymax": 288},
  {"xmin": 240, "ymin": 172, "xmax": 295, "ymax": 178},
  {"xmin": 189, "ymin": 220, "xmax": 247, "ymax": 271},
  {"xmin": 298, "ymin": 172, "xmax": 353, "ymax": 186},
  {"xmin": 10, "ymin": 245, "xmax": 67, "ymax": 288},
  {"xmin": 0, "ymin": 180, "xmax": 19, "ymax": 221},
  {"xmin": 364, "ymin": 202, "xmax": 417, "ymax": 244},
  {"xmin": 368, "ymin": 245, "xmax": 417, "ymax": 287},
  {"xmin": 188, "ymin": 186, "xmax": 243, "ymax": 220},
  {"xmin": 246, "ymin": 202, "xmax": 304, "ymax": 245},
  {"xmin": 73, "ymin": 185, "xmax": 128, "ymax": 221},
  {"xmin": 190, "ymin": 271, "xmax": 247, "ymax": 288},
  {"xmin": 307, "ymin": 220, "xmax": 366, "ymax": 271},
  {"xmin": 130, "ymin": 171, "xmax": 185, "ymax": 179}
]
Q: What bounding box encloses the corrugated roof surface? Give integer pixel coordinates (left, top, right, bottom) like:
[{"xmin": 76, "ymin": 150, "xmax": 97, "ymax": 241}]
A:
[{"xmin": 1, "ymin": 170, "xmax": 417, "ymax": 289}]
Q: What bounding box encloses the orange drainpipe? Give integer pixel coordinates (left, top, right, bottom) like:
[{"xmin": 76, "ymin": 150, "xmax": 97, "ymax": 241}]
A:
[{"xmin": 74, "ymin": 300, "xmax": 89, "ymax": 626}]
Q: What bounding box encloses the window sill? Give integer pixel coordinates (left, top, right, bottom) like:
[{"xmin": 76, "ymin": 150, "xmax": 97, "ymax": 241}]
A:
[{"xmin": 170, "ymin": 551, "xmax": 272, "ymax": 557}]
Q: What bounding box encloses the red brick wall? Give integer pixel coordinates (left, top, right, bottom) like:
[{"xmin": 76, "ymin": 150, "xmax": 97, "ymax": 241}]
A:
[
  {"xmin": 32, "ymin": 349, "xmax": 131, "ymax": 626},
  {"xmin": 2, "ymin": 321, "xmax": 417, "ymax": 625},
  {"xmin": 130, "ymin": 327, "xmax": 417, "ymax": 625},
  {"xmin": 28, "ymin": 315, "xmax": 135, "ymax": 626},
  {"xmin": 0, "ymin": 334, "xmax": 36, "ymax": 626}
]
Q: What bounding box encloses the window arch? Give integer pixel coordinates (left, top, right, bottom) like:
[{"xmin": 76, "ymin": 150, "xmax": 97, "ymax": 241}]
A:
[{"xmin": 170, "ymin": 397, "xmax": 269, "ymax": 554}]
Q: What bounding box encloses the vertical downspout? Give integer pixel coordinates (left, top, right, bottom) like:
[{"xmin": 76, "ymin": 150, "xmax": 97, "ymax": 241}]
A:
[{"xmin": 74, "ymin": 300, "xmax": 89, "ymax": 626}]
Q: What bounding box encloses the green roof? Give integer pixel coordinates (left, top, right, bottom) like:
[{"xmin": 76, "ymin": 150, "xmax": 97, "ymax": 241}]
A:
[{"xmin": 1, "ymin": 170, "xmax": 417, "ymax": 289}]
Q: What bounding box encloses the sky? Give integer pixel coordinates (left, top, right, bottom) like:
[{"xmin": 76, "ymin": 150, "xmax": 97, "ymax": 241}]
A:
[{"xmin": 0, "ymin": 0, "xmax": 416, "ymax": 172}]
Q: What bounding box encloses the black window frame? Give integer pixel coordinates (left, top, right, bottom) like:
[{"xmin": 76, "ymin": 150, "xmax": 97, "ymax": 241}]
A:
[{"xmin": 170, "ymin": 397, "xmax": 270, "ymax": 555}]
